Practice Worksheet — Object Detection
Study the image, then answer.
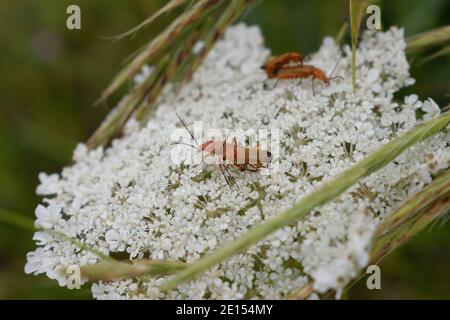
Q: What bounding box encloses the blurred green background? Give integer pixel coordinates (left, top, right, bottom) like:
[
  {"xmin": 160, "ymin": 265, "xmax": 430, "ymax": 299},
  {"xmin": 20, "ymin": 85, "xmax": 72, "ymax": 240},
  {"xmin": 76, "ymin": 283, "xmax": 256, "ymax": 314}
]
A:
[{"xmin": 0, "ymin": 0, "xmax": 449, "ymax": 299}]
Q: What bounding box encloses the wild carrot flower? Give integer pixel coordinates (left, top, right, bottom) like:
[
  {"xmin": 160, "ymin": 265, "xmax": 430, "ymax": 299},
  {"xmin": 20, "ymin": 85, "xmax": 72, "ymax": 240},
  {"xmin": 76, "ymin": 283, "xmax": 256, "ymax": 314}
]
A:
[{"xmin": 26, "ymin": 24, "xmax": 450, "ymax": 299}]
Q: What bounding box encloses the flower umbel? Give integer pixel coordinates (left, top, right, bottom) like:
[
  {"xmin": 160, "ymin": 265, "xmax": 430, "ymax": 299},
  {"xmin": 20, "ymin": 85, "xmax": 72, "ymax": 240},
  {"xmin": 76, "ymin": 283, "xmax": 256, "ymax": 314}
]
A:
[{"xmin": 26, "ymin": 24, "xmax": 450, "ymax": 299}]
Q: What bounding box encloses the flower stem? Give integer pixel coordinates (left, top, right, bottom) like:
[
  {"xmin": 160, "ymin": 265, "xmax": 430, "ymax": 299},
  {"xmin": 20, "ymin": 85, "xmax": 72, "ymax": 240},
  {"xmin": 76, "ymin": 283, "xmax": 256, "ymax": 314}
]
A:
[
  {"xmin": 81, "ymin": 259, "xmax": 186, "ymax": 281},
  {"xmin": 349, "ymin": 0, "xmax": 368, "ymax": 93}
]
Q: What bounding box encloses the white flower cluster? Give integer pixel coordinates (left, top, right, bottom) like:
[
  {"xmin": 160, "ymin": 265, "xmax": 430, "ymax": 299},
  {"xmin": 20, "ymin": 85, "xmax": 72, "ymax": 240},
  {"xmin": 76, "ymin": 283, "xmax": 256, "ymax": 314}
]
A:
[{"xmin": 26, "ymin": 24, "xmax": 450, "ymax": 299}]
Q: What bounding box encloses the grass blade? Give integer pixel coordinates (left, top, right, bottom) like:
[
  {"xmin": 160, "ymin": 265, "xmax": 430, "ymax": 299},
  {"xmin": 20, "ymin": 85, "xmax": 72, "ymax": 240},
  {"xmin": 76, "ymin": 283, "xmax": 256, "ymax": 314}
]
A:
[
  {"xmin": 87, "ymin": 55, "xmax": 171, "ymax": 148},
  {"xmin": 417, "ymin": 45, "xmax": 450, "ymax": 66},
  {"xmin": 104, "ymin": 0, "xmax": 192, "ymax": 42},
  {"xmin": 174, "ymin": 0, "xmax": 252, "ymax": 92},
  {"xmin": 98, "ymin": 0, "xmax": 222, "ymax": 103},
  {"xmin": 349, "ymin": 0, "xmax": 368, "ymax": 93},
  {"xmin": 0, "ymin": 209, "xmax": 186, "ymax": 278},
  {"xmin": 370, "ymin": 169, "xmax": 450, "ymax": 263},
  {"xmin": 0, "ymin": 208, "xmax": 112, "ymax": 261},
  {"xmin": 406, "ymin": 25, "xmax": 450, "ymax": 54},
  {"xmin": 88, "ymin": 0, "xmax": 255, "ymax": 147},
  {"xmin": 0, "ymin": 208, "xmax": 35, "ymax": 231},
  {"xmin": 288, "ymin": 168, "xmax": 450, "ymax": 299},
  {"xmin": 81, "ymin": 259, "xmax": 186, "ymax": 281},
  {"xmin": 335, "ymin": 22, "xmax": 349, "ymax": 46},
  {"xmin": 133, "ymin": 3, "xmax": 227, "ymax": 121}
]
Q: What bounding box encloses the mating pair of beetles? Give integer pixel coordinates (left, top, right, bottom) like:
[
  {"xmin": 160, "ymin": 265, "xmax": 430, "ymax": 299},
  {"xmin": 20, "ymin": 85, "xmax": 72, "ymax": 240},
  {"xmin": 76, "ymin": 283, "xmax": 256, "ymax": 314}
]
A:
[
  {"xmin": 261, "ymin": 51, "xmax": 342, "ymax": 93},
  {"xmin": 176, "ymin": 52, "xmax": 341, "ymax": 186}
]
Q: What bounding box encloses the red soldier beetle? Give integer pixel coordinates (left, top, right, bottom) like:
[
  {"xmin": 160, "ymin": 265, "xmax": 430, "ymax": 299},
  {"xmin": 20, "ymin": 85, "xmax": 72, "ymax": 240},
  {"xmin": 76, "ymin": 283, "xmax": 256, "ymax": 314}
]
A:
[{"xmin": 173, "ymin": 114, "xmax": 273, "ymax": 187}]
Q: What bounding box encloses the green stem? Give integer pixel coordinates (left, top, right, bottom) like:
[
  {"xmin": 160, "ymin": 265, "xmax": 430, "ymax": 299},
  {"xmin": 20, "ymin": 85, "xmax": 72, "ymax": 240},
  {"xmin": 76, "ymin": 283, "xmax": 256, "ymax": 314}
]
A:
[
  {"xmin": 0, "ymin": 208, "xmax": 112, "ymax": 261},
  {"xmin": 349, "ymin": 0, "xmax": 367, "ymax": 93},
  {"xmin": 0, "ymin": 208, "xmax": 191, "ymax": 281},
  {"xmin": 0, "ymin": 208, "xmax": 35, "ymax": 231},
  {"xmin": 417, "ymin": 45, "xmax": 450, "ymax": 67},
  {"xmin": 81, "ymin": 259, "xmax": 186, "ymax": 281},
  {"xmin": 335, "ymin": 22, "xmax": 349, "ymax": 46},
  {"xmin": 160, "ymin": 112, "xmax": 450, "ymax": 291},
  {"xmin": 406, "ymin": 25, "xmax": 450, "ymax": 54}
]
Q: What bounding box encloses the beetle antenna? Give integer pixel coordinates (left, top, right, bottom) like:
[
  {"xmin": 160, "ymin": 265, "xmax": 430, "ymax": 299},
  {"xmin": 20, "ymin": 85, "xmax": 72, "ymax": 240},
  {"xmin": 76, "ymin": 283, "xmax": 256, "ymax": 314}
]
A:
[
  {"xmin": 176, "ymin": 113, "xmax": 199, "ymax": 146},
  {"xmin": 170, "ymin": 142, "xmax": 197, "ymax": 150},
  {"xmin": 327, "ymin": 56, "xmax": 342, "ymax": 79}
]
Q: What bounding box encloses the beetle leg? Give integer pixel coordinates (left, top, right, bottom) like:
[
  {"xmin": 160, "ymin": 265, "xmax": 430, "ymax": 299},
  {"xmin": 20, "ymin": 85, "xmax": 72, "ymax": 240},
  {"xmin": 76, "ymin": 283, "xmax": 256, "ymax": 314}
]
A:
[
  {"xmin": 219, "ymin": 164, "xmax": 231, "ymax": 186},
  {"xmin": 223, "ymin": 164, "xmax": 239, "ymax": 190},
  {"xmin": 271, "ymin": 79, "xmax": 279, "ymax": 90}
]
